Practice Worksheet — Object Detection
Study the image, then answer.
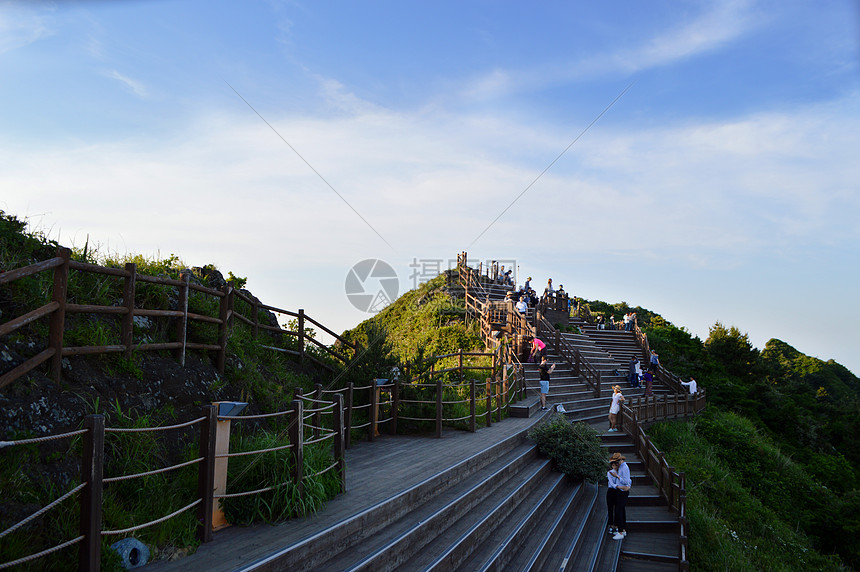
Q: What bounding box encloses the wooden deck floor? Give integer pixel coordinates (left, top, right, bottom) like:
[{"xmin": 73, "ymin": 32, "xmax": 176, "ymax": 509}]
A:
[{"xmin": 144, "ymin": 414, "xmax": 545, "ymax": 571}]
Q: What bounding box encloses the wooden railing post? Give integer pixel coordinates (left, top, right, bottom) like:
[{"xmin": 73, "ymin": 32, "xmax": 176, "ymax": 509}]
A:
[
  {"xmin": 216, "ymin": 283, "xmax": 233, "ymax": 374},
  {"xmin": 345, "ymin": 382, "xmax": 354, "ymax": 448},
  {"xmin": 485, "ymin": 378, "xmax": 492, "ymax": 427},
  {"xmin": 313, "ymin": 383, "xmax": 323, "ymax": 440},
  {"xmin": 79, "ymin": 414, "xmax": 104, "ymax": 572},
  {"xmin": 298, "ymin": 309, "xmax": 305, "ymax": 364},
  {"xmin": 470, "ymin": 378, "xmax": 477, "ymax": 433},
  {"xmin": 49, "ymin": 247, "xmax": 70, "ymax": 384},
  {"xmin": 390, "ymin": 378, "xmax": 399, "ymax": 436},
  {"xmin": 332, "ymin": 393, "xmax": 346, "ymax": 493},
  {"xmin": 659, "ymin": 451, "xmax": 668, "ymax": 498},
  {"xmin": 174, "ymin": 271, "xmax": 190, "ymax": 366},
  {"xmin": 197, "ymin": 405, "xmax": 217, "ymax": 543},
  {"xmin": 435, "ymin": 379, "xmax": 443, "ymax": 438},
  {"xmin": 289, "ymin": 399, "xmax": 304, "ymax": 496},
  {"xmin": 121, "ymin": 262, "xmax": 136, "ymax": 360},
  {"xmin": 501, "ymin": 359, "xmax": 508, "ymax": 410},
  {"xmin": 369, "ymin": 380, "xmax": 379, "ymax": 442},
  {"xmin": 459, "ymin": 349, "xmax": 464, "ymax": 383},
  {"xmin": 495, "ymin": 378, "xmax": 502, "ymax": 423}
]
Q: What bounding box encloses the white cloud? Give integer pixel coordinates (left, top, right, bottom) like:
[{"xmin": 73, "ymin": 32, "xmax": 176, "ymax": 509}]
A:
[
  {"xmin": 0, "ymin": 3, "xmax": 52, "ymax": 54},
  {"xmin": 460, "ymin": 0, "xmax": 760, "ymax": 101},
  {"xmin": 2, "ymin": 86, "xmax": 858, "ymax": 370},
  {"xmin": 106, "ymin": 70, "xmax": 148, "ymax": 98},
  {"xmin": 623, "ymin": 0, "xmax": 758, "ymax": 72}
]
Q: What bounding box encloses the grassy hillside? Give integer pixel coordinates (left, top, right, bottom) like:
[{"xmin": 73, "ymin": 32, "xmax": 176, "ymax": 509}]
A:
[
  {"xmin": 0, "ymin": 211, "xmax": 344, "ymax": 568},
  {"xmin": 602, "ymin": 304, "xmax": 860, "ymax": 570},
  {"xmin": 340, "ymin": 274, "xmax": 485, "ymax": 374},
  {"xmin": 4, "ymin": 209, "xmax": 857, "ymax": 570}
]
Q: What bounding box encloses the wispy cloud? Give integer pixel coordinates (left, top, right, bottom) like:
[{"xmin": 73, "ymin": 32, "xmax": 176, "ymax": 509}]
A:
[
  {"xmin": 106, "ymin": 70, "xmax": 148, "ymax": 98},
  {"xmin": 459, "ymin": 0, "xmax": 760, "ymax": 101},
  {"xmin": 617, "ymin": 0, "xmax": 759, "ymax": 72},
  {"xmin": 0, "ymin": 4, "xmax": 52, "ymax": 54}
]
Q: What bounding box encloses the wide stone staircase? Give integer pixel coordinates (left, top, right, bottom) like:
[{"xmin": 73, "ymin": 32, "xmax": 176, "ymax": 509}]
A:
[
  {"xmin": 461, "ymin": 279, "xmax": 684, "ymax": 570},
  {"xmin": 256, "ymin": 273, "xmax": 680, "ymax": 572},
  {"xmin": 229, "ymin": 425, "xmax": 682, "ymax": 572}
]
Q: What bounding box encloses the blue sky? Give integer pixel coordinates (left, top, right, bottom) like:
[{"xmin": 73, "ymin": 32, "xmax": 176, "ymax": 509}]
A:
[{"xmin": 2, "ymin": 1, "xmax": 859, "ymax": 375}]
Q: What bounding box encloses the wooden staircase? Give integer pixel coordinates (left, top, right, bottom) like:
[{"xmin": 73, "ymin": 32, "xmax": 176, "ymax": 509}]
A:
[{"xmin": 235, "ymin": 268, "xmax": 684, "ymax": 571}]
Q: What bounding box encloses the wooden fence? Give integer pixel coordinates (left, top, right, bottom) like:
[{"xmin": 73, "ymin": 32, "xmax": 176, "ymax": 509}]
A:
[
  {"xmin": 0, "ymin": 396, "xmax": 344, "ymax": 571},
  {"xmin": 0, "ymin": 247, "xmax": 359, "ymax": 390},
  {"xmin": 0, "ymin": 347, "xmax": 525, "ymax": 571},
  {"xmin": 620, "ymin": 391, "xmax": 706, "ymax": 572}
]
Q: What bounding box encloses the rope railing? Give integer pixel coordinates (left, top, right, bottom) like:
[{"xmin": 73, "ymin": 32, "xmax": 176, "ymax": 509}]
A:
[
  {"xmin": 0, "ymin": 424, "xmax": 93, "ymax": 570},
  {"xmin": 0, "ymin": 536, "xmax": 85, "ymax": 570},
  {"xmin": 217, "ymin": 442, "xmax": 294, "ymax": 458},
  {"xmin": 103, "ymin": 457, "xmax": 203, "ymax": 483},
  {"xmin": 101, "ymin": 499, "xmax": 202, "ymax": 536},
  {"xmin": 104, "ymin": 416, "xmax": 205, "ymax": 433},
  {"xmin": 0, "ymin": 482, "xmax": 87, "ymax": 540}
]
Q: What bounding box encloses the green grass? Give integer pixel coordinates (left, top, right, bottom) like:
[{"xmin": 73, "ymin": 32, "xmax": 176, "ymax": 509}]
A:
[
  {"xmin": 223, "ymin": 430, "xmax": 342, "ymax": 524},
  {"xmin": 648, "ymin": 411, "xmax": 846, "ymax": 571}
]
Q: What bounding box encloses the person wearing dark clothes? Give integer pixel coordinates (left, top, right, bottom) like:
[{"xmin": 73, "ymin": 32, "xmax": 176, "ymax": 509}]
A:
[
  {"xmin": 649, "ymin": 349, "xmax": 659, "ymax": 373},
  {"xmin": 606, "ymin": 459, "xmax": 620, "ymax": 536},
  {"xmin": 628, "ymin": 356, "xmax": 640, "ymax": 388},
  {"xmin": 642, "ymin": 370, "xmax": 654, "ymax": 397},
  {"xmin": 609, "ymin": 452, "xmax": 631, "ymax": 540},
  {"xmin": 538, "ymin": 356, "xmax": 556, "ymax": 411}
]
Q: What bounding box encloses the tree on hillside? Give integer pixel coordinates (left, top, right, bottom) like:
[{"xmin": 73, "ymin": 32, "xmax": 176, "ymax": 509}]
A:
[{"xmin": 704, "ymin": 322, "xmax": 763, "ymax": 382}]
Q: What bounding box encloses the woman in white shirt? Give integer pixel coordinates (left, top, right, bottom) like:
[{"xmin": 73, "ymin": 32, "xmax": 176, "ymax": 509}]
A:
[{"xmin": 608, "ymin": 385, "xmax": 624, "ymax": 432}]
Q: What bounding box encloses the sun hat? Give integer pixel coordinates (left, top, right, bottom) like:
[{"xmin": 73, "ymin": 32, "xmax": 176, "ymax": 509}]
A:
[{"xmin": 609, "ymin": 452, "xmax": 626, "ymax": 463}]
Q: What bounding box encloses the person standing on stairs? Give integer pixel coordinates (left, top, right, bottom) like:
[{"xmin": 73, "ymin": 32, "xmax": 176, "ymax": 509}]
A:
[
  {"xmin": 608, "ymin": 385, "xmax": 625, "ymax": 431},
  {"xmin": 628, "ymin": 355, "xmax": 640, "ymax": 388},
  {"xmin": 642, "ymin": 370, "xmax": 654, "ymax": 397},
  {"xmin": 609, "ymin": 452, "xmax": 632, "ymax": 540},
  {"xmin": 538, "ymin": 356, "xmax": 556, "ymax": 411},
  {"xmin": 649, "ymin": 349, "xmax": 660, "ymax": 373},
  {"xmin": 606, "ymin": 458, "xmax": 621, "ymax": 536}
]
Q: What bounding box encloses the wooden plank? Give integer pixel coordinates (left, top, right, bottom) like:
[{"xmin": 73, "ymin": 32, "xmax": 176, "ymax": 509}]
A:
[
  {"xmin": 0, "ymin": 301, "xmax": 59, "ymax": 337},
  {"xmin": 0, "ymin": 348, "xmax": 55, "ymax": 390},
  {"xmin": 0, "ymin": 256, "xmax": 63, "ymax": 284}
]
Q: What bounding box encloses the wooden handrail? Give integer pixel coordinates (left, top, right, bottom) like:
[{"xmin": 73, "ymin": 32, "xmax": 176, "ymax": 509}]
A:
[
  {"xmin": 0, "ymin": 249, "xmax": 358, "ymax": 389},
  {"xmin": 536, "ymin": 314, "xmax": 602, "ymax": 397},
  {"xmin": 621, "ymin": 391, "xmax": 705, "ymax": 572}
]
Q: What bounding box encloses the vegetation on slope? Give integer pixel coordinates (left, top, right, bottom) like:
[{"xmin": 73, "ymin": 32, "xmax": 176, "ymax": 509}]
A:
[
  {"xmin": 340, "ymin": 274, "xmax": 484, "ymax": 376},
  {"xmin": 0, "ymin": 211, "xmax": 342, "ymax": 569},
  {"xmin": 583, "ymin": 299, "xmax": 860, "ymax": 570}
]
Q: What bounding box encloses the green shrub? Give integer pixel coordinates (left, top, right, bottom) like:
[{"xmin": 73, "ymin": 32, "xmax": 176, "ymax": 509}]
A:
[
  {"xmin": 222, "ymin": 432, "xmax": 341, "ymax": 524},
  {"xmin": 528, "ymin": 414, "xmax": 605, "ymax": 482}
]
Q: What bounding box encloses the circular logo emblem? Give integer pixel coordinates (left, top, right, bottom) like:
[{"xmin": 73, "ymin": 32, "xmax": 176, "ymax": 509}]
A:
[{"xmin": 345, "ymin": 259, "xmax": 399, "ymax": 313}]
